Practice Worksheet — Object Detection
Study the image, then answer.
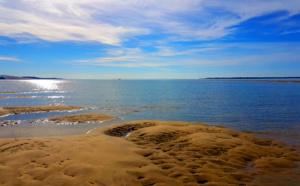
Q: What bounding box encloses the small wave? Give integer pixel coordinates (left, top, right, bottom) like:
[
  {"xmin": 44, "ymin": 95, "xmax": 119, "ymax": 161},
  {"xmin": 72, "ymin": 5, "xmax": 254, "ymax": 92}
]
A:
[
  {"xmin": 0, "ymin": 120, "xmax": 21, "ymax": 126},
  {"xmin": 86, "ymin": 129, "xmax": 94, "ymax": 134},
  {"xmin": 0, "ymin": 96, "xmax": 38, "ymax": 99},
  {"xmin": 47, "ymin": 96, "xmax": 68, "ymax": 99},
  {"xmin": 141, "ymin": 106, "xmax": 181, "ymax": 110},
  {"xmin": 0, "ymin": 114, "xmax": 13, "ymax": 118},
  {"xmin": 0, "ymin": 91, "xmax": 69, "ymax": 95}
]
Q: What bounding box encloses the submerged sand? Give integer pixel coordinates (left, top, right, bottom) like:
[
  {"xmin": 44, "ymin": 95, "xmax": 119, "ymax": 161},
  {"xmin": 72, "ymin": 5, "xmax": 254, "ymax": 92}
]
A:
[
  {"xmin": 0, "ymin": 120, "xmax": 299, "ymax": 186},
  {"xmin": 0, "ymin": 106, "xmax": 84, "ymax": 117}
]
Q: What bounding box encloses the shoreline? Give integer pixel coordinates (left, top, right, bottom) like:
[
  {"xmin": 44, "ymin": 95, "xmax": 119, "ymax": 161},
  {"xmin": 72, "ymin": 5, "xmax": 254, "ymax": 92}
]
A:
[
  {"xmin": 0, "ymin": 105, "xmax": 299, "ymax": 149},
  {"xmin": 1, "ymin": 120, "xmax": 299, "ymax": 185}
]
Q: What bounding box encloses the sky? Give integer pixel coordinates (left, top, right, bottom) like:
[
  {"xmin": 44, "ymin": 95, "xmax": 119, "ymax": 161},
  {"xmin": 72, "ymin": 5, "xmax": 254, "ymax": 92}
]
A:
[{"xmin": 0, "ymin": 0, "xmax": 300, "ymax": 79}]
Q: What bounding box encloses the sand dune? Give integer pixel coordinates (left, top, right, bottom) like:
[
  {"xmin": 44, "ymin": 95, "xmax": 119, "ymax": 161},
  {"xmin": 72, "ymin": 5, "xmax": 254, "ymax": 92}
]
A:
[{"xmin": 0, "ymin": 121, "xmax": 299, "ymax": 186}]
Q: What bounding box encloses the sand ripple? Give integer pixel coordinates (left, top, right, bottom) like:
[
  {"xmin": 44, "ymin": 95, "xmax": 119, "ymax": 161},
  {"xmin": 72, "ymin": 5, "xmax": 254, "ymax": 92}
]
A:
[
  {"xmin": 107, "ymin": 121, "xmax": 300, "ymax": 186},
  {"xmin": 0, "ymin": 121, "xmax": 299, "ymax": 186}
]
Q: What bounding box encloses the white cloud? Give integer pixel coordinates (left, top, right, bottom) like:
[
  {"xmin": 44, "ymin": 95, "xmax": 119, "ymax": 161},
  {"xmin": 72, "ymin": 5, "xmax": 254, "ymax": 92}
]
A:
[
  {"xmin": 155, "ymin": 45, "xmax": 225, "ymax": 56},
  {"xmin": 0, "ymin": 0, "xmax": 299, "ymax": 44},
  {"xmin": 0, "ymin": 1, "xmax": 149, "ymax": 45},
  {"xmin": 0, "ymin": 56, "xmax": 21, "ymax": 61}
]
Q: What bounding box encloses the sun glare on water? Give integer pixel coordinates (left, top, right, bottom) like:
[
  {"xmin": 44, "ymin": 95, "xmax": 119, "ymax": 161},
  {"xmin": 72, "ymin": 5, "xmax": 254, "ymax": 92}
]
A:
[{"xmin": 23, "ymin": 80, "xmax": 63, "ymax": 91}]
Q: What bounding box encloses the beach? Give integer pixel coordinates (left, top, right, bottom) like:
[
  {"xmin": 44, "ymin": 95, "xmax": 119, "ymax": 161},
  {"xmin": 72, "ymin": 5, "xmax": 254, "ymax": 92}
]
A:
[
  {"xmin": 0, "ymin": 80, "xmax": 300, "ymax": 185},
  {"xmin": 1, "ymin": 0, "xmax": 300, "ymax": 184},
  {"xmin": 1, "ymin": 119, "xmax": 299, "ymax": 186}
]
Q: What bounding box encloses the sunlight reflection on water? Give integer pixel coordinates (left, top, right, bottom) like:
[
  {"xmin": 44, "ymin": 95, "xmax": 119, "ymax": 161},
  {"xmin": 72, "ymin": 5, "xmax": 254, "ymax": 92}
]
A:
[{"xmin": 21, "ymin": 80, "xmax": 63, "ymax": 91}]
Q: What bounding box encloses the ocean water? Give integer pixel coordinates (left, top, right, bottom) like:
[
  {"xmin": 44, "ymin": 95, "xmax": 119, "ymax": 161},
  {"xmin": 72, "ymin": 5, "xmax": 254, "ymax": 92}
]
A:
[{"xmin": 0, "ymin": 79, "xmax": 299, "ymax": 145}]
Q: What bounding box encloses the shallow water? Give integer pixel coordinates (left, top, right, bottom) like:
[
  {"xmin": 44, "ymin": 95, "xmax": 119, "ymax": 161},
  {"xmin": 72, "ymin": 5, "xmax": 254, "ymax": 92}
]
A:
[{"xmin": 0, "ymin": 79, "xmax": 299, "ymax": 145}]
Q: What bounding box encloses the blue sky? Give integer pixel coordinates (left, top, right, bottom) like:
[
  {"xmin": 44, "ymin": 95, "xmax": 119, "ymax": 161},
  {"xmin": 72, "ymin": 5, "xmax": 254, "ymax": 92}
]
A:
[{"xmin": 0, "ymin": 0, "xmax": 300, "ymax": 79}]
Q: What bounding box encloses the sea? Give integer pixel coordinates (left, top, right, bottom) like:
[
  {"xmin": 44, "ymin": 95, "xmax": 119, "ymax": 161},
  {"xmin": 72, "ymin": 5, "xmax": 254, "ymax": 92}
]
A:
[{"xmin": 0, "ymin": 79, "xmax": 299, "ymax": 147}]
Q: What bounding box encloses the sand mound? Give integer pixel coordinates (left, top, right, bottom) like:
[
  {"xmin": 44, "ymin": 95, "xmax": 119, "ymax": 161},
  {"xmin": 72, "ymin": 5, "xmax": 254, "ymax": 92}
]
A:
[
  {"xmin": 0, "ymin": 106, "xmax": 84, "ymax": 117},
  {"xmin": 49, "ymin": 113, "xmax": 117, "ymax": 123},
  {"xmin": 107, "ymin": 121, "xmax": 300, "ymax": 186},
  {"xmin": 105, "ymin": 121, "xmax": 156, "ymax": 137},
  {"xmin": 0, "ymin": 121, "xmax": 299, "ymax": 186}
]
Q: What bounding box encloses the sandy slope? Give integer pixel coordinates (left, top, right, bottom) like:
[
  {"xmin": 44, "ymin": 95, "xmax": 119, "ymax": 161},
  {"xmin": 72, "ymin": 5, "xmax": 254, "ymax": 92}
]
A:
[{"xmin": 0, "ymin": 121, "xmax": 299, "ymax": 186}]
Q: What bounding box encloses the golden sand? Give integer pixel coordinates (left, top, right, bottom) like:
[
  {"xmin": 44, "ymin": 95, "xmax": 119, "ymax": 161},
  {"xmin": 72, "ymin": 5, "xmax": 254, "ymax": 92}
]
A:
[
  {"xmin": 0, "ymin": 108, "xmax": 10, "ymax": 117},
  {"xmin": 0, "ymin": 106, "xmax": 84, "ymax": 117},
  {"xmin": 0, "ymin": 120, "xmax": 299, "ymax": 186},
  {"xmin": 49, "ymin": 113, "xmax": 117, "ymax": 123}
]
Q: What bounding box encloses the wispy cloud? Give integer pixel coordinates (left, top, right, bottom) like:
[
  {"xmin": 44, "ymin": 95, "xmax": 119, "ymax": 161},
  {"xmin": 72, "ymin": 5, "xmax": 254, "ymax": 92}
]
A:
[
  {"xmin": 0, "ymin": 0, "xmax": 299, "ymax": 44},
  {"xmin": 0, "ymin": 1, "xmax": 149, "ymax": 45},
  {"xmin": 0, "ymin": 56, "xmax": 21, "ymax": 61},
  {"xmin": 68, "ymin": 42, "xmax": 300, "ymax": 68},
  {"xmin": 282, "ymin": 30, "xmax": 300, "ymax": 35}
]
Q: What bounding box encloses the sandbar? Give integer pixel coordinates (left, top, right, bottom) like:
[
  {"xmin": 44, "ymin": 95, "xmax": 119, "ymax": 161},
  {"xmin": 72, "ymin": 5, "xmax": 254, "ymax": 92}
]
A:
[
  {"xmin": 0, "ymin": 106, "xmax": 84, "ymax": 117},
  {"xmin": 0, "ymin": 120, "xmax": 299, "ymax": 185},
  {"xmin": 0, "ymin": 92, "xmax": 24, "ymax": 94},
  {"xmin": 49, "ymin": 113, "xmax": 117, "ymax": 123},
  {"xmin": 0, "ymin": 96, "xmax": 36, "ymax": 99}
]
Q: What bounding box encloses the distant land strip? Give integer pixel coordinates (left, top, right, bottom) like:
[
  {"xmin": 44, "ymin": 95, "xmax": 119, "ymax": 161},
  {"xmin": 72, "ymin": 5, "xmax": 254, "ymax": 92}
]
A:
[
  {"xmin": 0, "ymin": 75, "xmax": 62, "ymax": 80},
  {"xmin": 206, "ymin": 77, "xmax": 300, "ymax": 79}
]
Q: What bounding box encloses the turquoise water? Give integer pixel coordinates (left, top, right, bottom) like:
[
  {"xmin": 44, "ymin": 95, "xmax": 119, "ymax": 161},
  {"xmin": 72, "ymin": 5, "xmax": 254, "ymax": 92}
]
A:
[{"xmin": 0, "ymin": 79, "xmax": 299, "ymax": 144}]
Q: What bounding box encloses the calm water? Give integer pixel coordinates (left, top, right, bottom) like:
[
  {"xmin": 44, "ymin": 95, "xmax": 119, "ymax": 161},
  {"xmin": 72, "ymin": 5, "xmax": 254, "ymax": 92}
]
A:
[{"xmin": 0, "ymin": 79, "xmax": 299, "ymax": 145}]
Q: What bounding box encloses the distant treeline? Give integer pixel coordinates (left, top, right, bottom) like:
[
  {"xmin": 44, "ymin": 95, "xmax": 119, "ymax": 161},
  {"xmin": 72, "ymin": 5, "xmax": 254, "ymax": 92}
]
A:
[{"xmin": 206, "ymin": 77, "xmax": 300, "ymax": 79}]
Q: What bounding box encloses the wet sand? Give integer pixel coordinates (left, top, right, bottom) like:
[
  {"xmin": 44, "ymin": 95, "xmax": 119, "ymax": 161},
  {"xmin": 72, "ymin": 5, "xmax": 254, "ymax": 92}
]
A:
[
  {"xmin": 0, "ymin": 120, "xmax": 299, "ymax": 186},
  {"xmin": 49, "ymin": 113, "xmax": 117, "ymax": 123},
  {"xmin": 0, "ymin": 106, "xmax": 84, "ymax": 117}
]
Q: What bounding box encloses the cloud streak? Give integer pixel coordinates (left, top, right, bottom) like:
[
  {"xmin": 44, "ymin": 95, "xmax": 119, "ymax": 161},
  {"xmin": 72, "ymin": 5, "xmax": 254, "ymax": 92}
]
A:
[
  {"xmin": 68, "ymin": 42, "xmax": 300, "ymax": 68},
  {"xmin": 0, "ymin": 0, "xmax": 299, "ymax": 44},
  {"xmin": 0, "ymin": 56, "xmax": 21, "ymax": 61}
]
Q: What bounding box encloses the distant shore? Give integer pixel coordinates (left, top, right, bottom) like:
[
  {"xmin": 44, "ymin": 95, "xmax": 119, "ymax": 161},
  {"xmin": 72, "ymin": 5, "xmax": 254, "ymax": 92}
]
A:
[
  {"xmin": 0, "ymin": 75, "xmax": 62, "ymax": 80},
  {"xmin": 206, "ymin": 77, "xmax": 300, "ymax": 79}
]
